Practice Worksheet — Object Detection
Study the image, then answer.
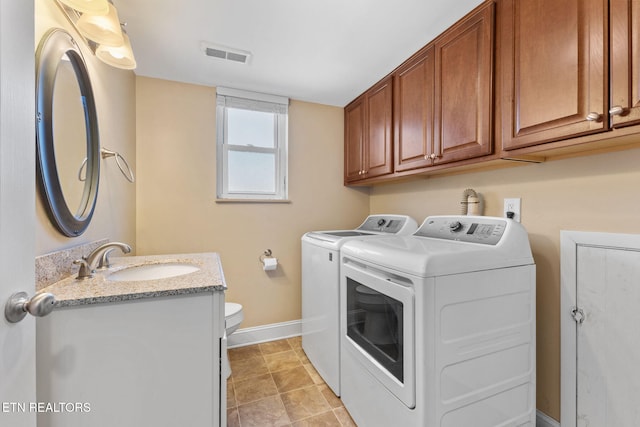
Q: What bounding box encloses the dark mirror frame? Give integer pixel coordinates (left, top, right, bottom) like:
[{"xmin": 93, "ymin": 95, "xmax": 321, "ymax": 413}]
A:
[{"xmin": 36, "ymin": 28, "xmax": 99, "ymax": 237}]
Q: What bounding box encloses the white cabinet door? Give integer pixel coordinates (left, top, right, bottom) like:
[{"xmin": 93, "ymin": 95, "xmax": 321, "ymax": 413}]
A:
[
  {"xmin": 561, "ymin": 232, "xmax": 640, "ymax": 427},
  {"xmin": 0, "ymin": 1, "xmax": 36, "ymax": 426}
]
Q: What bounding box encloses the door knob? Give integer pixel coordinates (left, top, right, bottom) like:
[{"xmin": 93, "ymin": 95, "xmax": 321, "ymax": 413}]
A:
[{"xmin": 4, "ymin": 292, "xmax": 56, "ymax": 323}]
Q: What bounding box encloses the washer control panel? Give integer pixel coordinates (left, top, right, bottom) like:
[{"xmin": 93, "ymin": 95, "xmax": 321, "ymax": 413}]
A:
[
  {"xmin": 415, "ymin": 216, "xmax": 507, "ymax": 245},
  {"xmin": 358, "ymin": 215, "xmax": 409, "ymax": 234}
]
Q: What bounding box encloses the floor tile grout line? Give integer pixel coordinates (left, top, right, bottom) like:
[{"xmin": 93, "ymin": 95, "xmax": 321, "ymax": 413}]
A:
[{"xmin": 228, "ymin": 338, "xmax": 353, "ymax": 426}]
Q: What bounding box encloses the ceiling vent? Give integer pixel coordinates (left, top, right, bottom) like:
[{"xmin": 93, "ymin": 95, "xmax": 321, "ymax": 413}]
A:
[{"xmin": 201, "ymin": 42, "xmax": 252, "ymax": 65}]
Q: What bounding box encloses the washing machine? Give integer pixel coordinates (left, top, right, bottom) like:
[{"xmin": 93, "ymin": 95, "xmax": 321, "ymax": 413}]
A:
[
  {"xmin": 339, "ymin": 215, "xmax": 536, "ymax": 427},
  {"xmin": 301, "ymin": 214, "xmax": 418, "ymax": 396}
]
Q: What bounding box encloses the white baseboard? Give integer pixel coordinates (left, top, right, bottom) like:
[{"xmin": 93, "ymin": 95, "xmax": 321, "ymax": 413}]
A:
[
  {"xmin": 227, "ymin": 319, "xmax": 301, "ymax": 348},
  {"xmin": 537, "ymin": 410, "xmax": 560, "ymax": 427}
]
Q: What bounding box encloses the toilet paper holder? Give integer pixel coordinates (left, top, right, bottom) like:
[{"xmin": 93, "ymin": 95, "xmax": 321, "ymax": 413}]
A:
[
  {"xmin": 258, "ymin": 249, "xmax": 278, "ymax": 271},
  {"xmin": 258, "ymin": 249, "xmax": 273, "ymax": 262}
]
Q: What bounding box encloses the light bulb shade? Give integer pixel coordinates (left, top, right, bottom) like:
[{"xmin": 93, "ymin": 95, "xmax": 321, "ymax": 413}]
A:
[
  {"xmin": 96, "ymin": 33, "xmax": 137, "ymax": 70},
  {"xmin": 58, "ymin": 0, "xmax": 109, "ymax": 15},
  {"xmin": 77, "ymin": 4, "xmax": 124, "ymax": 46}
]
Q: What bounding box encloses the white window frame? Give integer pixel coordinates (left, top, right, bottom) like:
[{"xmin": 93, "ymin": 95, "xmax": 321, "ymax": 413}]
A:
[{"xmin": 216, "ymin": 87, "xmax": 288, "ymax": 201}]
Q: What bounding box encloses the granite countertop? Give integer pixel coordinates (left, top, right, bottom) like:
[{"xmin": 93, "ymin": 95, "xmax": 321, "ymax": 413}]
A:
[{"xmin": 40, "ymin": 252, "xmax": 227, "ymax": 308}]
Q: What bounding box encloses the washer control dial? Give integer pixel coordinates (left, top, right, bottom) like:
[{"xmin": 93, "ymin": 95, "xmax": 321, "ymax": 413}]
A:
[
  {"xmin": 449, "ymin": 221, "xmax": 463, "ymax": 232},
  {"xmin": 377, "ymin": 218, "xmax": 387, "ymax": 227}
]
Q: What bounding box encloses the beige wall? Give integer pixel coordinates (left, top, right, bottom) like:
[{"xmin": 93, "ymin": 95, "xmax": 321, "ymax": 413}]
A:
[
  {"xmin": 35, "ymin": 0, "xmax": 136, "ymax": 256},
  {"xmin": 135, "ymin": 77, "xmax": 369, "ymax": 327},
  {"xmin": 370, "ymin": 146, "xmax": 640, "ymax": 421}
]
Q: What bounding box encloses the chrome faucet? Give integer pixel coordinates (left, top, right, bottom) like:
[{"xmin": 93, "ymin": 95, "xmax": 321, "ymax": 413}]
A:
[{"xmin": 74, "ymin": 242, "xmax": 132, "ymax": 279}]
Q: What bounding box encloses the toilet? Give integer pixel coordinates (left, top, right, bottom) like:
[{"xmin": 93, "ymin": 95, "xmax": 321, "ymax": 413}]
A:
[
  {"xmin": 224, "ymin": 302, "xmax": 244, "ymax": 378},
  {"xmin": 355, "ymin": 285, "xmax": 398, "ymax": 345}
]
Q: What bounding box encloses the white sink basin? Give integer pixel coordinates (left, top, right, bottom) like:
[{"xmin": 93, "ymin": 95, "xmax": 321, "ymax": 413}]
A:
[{"xmin": 108, "ymin": 263, "xmax": 200, "ymax": 282}]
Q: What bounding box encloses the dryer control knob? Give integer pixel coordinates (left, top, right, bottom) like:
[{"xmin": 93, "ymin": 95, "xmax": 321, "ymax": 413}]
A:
[
  {"xmin": 377, "ymin": 219, "xmax": 387, "ymax": 227},
  {"xmin": 449, "ymin": 221, "xmax": 463, "ymax": 232}
]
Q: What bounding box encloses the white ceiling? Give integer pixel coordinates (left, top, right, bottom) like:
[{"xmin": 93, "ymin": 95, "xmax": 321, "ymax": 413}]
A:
[{"xmin": 115, "ymin": 0, "xmax": 484, "ymax": 107}]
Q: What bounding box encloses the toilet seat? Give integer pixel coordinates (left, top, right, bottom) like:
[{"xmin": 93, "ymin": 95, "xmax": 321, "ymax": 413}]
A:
[
  {"xmin": 225, "ymin": 302, "xmax": 243, "ymax": 319},
  {"xmin": 223, "ymin": 302, "xmax": 244, "ymax": 379},
  {"xmin": 225, "ymin": 302, "xmax": 244, "ymax": 335}
]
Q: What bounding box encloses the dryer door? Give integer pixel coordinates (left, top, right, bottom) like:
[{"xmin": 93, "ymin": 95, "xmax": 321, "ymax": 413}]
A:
[{"xmin": 341, "ymin": 258, "xmax": 416, "ymax": 408}]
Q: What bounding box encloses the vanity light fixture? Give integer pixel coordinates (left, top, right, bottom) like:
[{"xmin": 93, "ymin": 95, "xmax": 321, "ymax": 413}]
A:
[
  {"xmin": 95, "ymin": 31, "xmax": 137, "ymax": 69},
  {"xmin": 54, "ymin": 0, "xmax": 137, "ymax": 70},
  {"xmin": 76, "ymin": 3, "xmax": 124, "ymax": 46},
  {"xmin": 57, "ymin": 0, "xmax": 109, "ymax": 15}
]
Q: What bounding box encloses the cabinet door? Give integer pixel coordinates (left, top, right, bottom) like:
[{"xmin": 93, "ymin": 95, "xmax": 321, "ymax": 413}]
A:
[
  {"xmin": 365, "ymin": 77, "xmax": 394, "ymax": 178},
  {"xmin": 394, "ymin": 46, "xmax": 435, "ymax": 172},
  {"xmin": 344, "ymin": 97, "xmax": 365, "ymax": 183},
  {"xmin": 434, "ymin": 1, "xmax": 494, "ymax": 164},
  {"xmin": 610, "ymin": 0, "xmax": 640, "ymax": 127},
  {"xmin": 501, "ymin": 0, "xmax": 607, "ymax": 150},
  {"xmin": 561, "ymin": 231, "xmax": 640, "ymax": 427}
]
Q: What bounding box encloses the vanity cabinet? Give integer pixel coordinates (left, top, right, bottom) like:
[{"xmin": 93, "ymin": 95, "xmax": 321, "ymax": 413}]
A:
[
  {"xmin": 344, "ymin": 76, "xmax": 394, "ymax": 183},
  {"xmin": 500, "ymin": 0, "xmax": 608, "ymax": 150},
  {"xmin": 36, "ymin": 293, "xmax": 225, "ymax": 427}
]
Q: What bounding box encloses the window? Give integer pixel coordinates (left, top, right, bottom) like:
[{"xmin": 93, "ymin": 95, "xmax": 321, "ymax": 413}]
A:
[{"xmin": 216, "ymin": 87, "xmax": 288, "ymax": 201}]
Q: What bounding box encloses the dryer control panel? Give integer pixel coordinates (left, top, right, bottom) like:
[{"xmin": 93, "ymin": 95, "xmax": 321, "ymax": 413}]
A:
[{"xmin": 415, "ymin": 216, "xmax": 507, "ymax": 245}]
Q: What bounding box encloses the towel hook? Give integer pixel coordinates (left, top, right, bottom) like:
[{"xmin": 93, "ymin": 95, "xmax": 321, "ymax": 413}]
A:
[
  {"xmin": 101, "ymin": 148, "xmax": 135, "ymax": 183},
  {"xmin": 78, "ymin": 148, "xmax": 135, "ymax": 183}
]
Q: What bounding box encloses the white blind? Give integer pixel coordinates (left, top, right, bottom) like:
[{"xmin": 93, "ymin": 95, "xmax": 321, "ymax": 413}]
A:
[{"xmin": 216, "ymin": 87, "xmax": 288, "ymax": 114}]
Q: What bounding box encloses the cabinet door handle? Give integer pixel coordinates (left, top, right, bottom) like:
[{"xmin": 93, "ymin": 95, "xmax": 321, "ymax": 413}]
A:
[
  {"xmin": 585, "ymin": 112, "xmax": 601, "ymax": 122},
  {"xmin": 609, "ymin": 105, "xmax": 625, "ymax": 116}
]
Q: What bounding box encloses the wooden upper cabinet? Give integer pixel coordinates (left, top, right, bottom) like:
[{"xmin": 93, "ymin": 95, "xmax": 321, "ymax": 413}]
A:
[
  {"xmin": 501, "ymin": 0, "xmax": 608, "ymax": 150},
  {"xmin": 433, "ymin": 1, "xmax": 495, "ymax": 165},
  {"xmin": 365, "ymin": 77, "xmax": 394, "ymax": 178},
  {"xmin": 344, "ymin": 97, "xmax": 365, "ymax": 183},
  {"xmin": 394, "ymin": 46, "xmax": 435, "ymax": 172},
  {"xmin": 344, "ymin": 77, "xmax": 393, "ymax": 183},
  {"xmin": 394, "ymin": 1, "xmax": 495, "ymax": 173},
  {"xmin": 610, "ymin": 0, "xmax": 640, "ymax": 128}
]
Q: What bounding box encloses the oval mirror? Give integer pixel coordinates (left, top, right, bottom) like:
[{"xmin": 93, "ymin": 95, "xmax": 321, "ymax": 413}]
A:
[{"xmin": 36, "ymin": 29, "xmax": 99, "ymax": 237}]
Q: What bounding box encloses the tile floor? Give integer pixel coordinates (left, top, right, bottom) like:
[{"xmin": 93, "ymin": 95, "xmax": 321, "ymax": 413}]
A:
[{"xmin": 227, "ymin": 337, "xmax": 357, "ymax": 427}]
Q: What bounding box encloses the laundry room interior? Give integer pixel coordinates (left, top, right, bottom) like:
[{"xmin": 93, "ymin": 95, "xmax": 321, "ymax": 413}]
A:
[{"xmin": 3, "ymin": 0, "xmax": 640, "ymax": 426}]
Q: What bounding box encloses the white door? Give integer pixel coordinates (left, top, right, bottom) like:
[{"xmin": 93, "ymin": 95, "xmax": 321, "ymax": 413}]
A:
[
  {"xmin": 561, "ymin": 231, "xmax": 640, "ymax": 427},
  {"xmin": 0, "ymin": 1, "xmax": 37, "ymax": 426}
]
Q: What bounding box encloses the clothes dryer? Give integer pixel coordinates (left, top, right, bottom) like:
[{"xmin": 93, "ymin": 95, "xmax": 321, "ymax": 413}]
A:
[
  {"xmin": 340, "ymin": 216, "xmax": 536, "ymax": 426},
  {"xmin": 301, "ymin": 214, "xmax": 417, "ymax": 395}
]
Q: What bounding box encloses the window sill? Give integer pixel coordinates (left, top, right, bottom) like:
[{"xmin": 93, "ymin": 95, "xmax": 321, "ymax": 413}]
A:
[{"xmin": 215, "ymin": 198, "xmax": 292, "ymax": 204}]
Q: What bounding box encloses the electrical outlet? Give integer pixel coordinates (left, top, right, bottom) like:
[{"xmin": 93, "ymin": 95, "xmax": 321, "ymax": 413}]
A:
[{"xmin": 504, "ymin": 198, "xmax": 521, "ymax": 222}]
